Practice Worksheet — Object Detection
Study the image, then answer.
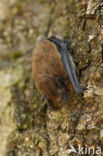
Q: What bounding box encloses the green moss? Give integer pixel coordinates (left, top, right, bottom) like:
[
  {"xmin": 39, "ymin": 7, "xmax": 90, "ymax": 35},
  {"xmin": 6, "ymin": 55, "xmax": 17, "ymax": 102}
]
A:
[
  {"xmin": 86, "ymin": 59, "xmax": 89, "ymax": 63},
  {"xmin": 12, "ymin": 51, "xmax": 23, "ymax": 59},
  {"xmin": 35, "ymin": 136, "xmax": 39, "ymax": 145},
  {"xmin": 33, "ymin": 104, "xmax": 37, "ymax": 109},
  {"xmin": 79, "ymin": 61, "xmax": 82, "ymax": 66},
  {"xmin": 39, "ymin": 0, "xmax": 45, "ymax": 4},
  {"xmin": 64, "ymin": 31, "xmax": 69, "ymax": 38}
]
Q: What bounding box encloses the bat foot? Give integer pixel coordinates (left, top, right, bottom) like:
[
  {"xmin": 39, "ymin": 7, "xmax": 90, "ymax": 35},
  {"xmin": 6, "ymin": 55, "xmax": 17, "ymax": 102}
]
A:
[{"xmin": 41, "ymin": 94, "xmax": 47, "ymax": 101}]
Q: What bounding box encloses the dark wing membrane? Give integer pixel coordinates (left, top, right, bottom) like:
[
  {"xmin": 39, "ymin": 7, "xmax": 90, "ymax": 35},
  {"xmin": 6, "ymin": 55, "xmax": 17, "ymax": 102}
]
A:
[{"xmin": 48, "ymin": 36, "xmax": 83, "ymax": 93}]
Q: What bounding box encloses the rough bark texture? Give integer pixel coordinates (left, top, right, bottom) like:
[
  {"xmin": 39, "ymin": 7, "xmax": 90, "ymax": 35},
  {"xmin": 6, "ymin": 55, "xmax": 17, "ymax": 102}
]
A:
[{"xmin": 0, "ymin": 0, "xmax": 103, "ymax": 156}]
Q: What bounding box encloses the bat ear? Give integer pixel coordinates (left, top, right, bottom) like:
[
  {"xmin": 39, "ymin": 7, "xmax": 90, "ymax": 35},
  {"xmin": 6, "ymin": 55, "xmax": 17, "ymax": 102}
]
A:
[{"xmin": 56, "ymin": 76, "xmax": 63, "ymax": 88}]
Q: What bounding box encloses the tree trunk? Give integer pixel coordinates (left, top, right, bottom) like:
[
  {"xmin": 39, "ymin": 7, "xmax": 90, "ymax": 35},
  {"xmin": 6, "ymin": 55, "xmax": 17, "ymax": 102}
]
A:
[{"xmin": 0, "ymin": 0, "xmax": 103, "ymax": 156}]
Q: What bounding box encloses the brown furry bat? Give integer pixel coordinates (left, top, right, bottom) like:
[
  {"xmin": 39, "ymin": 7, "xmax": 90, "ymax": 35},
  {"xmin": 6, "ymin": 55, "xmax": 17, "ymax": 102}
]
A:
[{"xmin": 32, "ymin": 39, "xmax": 74, "ymax": 106}]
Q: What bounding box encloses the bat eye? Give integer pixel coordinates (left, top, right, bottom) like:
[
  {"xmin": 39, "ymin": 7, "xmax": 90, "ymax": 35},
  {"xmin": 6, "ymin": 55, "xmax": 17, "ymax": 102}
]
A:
[{"xmin": 56, "ymin": 76, "xmax": 63, "ymax": 88}]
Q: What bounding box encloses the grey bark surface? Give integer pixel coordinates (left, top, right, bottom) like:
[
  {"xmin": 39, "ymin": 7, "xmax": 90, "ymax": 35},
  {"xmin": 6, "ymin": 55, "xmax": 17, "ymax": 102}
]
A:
[{"xmin": 0, "ymin": 0, "xmax": 103, "ymax": 156}]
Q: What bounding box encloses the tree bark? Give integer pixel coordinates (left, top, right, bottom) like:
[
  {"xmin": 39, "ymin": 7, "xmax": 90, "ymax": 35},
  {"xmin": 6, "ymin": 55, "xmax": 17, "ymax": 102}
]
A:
[{"xmin": 1, "ymin": 0, "xmax": 102, "ymax": 156}]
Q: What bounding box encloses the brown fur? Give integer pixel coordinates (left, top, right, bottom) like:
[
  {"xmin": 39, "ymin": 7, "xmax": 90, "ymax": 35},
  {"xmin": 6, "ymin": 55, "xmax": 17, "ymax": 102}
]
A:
[{"xmin": 32, "ymin": 39, "xmax": 74, "ymax": 105}]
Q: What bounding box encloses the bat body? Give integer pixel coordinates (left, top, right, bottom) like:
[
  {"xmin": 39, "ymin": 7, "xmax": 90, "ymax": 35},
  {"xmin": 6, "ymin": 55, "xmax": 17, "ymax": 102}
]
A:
[{"xmin": 32, "ymin": 36, "xmax": 83, "ymax": 106}]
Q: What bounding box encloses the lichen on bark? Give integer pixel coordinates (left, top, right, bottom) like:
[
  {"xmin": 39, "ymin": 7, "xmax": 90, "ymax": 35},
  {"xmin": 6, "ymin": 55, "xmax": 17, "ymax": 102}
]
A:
[{"xmin": 0, "ymin": 0, "xmax": 103, "ymax": 156}]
